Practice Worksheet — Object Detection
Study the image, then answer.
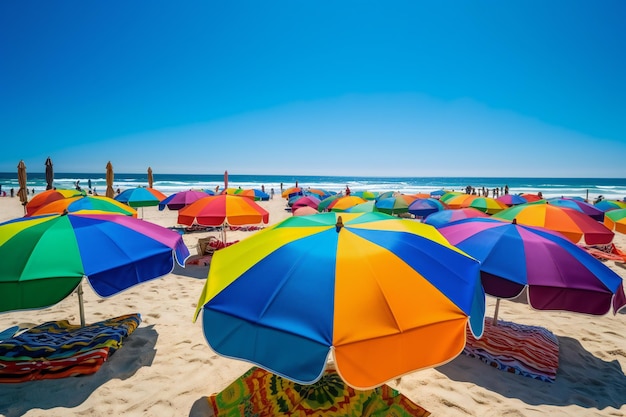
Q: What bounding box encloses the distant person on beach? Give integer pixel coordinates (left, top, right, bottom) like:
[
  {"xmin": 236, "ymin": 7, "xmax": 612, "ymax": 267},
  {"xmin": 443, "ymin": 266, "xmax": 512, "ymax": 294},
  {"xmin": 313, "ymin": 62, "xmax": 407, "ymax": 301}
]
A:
[
  {"xmin": 346, "ymin": 185, "xmax": 351, "ymax": 196},
  {"xmin": 504, "ymin": 185, "xmax": 509, "ymax": 195},
  {"xmin": 10, "ymin": 188, "xmax": 14, "ymax": 197},
  {"xmin": 280, "ymin": 183, "xmax": 283, "ymax": 192},
  {"xmin": 116, "ymin": 188, "xmax": 121, "ymax": 194},
  {"xmin": 270, "ymin": 188, "xmax": 274, "ymax": 199}
]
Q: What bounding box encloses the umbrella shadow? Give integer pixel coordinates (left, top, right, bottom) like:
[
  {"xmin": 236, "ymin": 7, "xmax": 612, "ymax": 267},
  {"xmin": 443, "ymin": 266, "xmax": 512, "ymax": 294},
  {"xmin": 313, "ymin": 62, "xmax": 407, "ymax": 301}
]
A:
[
  {"xmin": 0, "ymin": 325, "xmax": 158, "ymax": 417},
  {"xmin": 173, "ymin": 262, "xmax": 210, "ymax": 280},
  {"xmin": 438, "ymin": 334, "xmax": 626, "ymax": 410},
  {"xmin": 189, "ymin": 396, "xmax": 213, "ymax": 417}
]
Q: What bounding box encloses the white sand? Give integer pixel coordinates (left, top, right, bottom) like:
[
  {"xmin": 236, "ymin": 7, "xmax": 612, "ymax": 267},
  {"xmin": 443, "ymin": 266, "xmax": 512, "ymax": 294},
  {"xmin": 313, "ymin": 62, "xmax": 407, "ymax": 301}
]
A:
[{"xmin": 0, "ymin": 195, "xmax": 625, "ymax": 417}]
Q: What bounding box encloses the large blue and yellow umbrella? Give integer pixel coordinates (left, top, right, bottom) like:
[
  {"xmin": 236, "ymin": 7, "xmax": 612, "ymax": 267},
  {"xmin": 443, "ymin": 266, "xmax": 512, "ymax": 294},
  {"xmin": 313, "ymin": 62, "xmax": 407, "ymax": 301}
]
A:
[{"xmin": 194, "ymin": 212, "xmax": 485, "ymax": 389}]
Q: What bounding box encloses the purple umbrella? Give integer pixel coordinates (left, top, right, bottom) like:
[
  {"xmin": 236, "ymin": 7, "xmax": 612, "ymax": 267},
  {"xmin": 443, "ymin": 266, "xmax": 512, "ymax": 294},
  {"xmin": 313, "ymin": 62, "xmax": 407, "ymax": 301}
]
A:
[
  {"xmin": 495, "ymin": 194, "xmax": 527, "ymax": 206},
  {"xmin": 423, "ymin": 207, "xmax": 489, "ymax": 227},
  {"xmin": 407, "ymin": 198, "xmax": 446, "ymax": 218},
  {"xmin": 438, "ymin": 218, "xmax": 626, "ymax": 323},
  {"xmin": 158, "ymin": 190, "xmax": 211, "ymax": 211}
]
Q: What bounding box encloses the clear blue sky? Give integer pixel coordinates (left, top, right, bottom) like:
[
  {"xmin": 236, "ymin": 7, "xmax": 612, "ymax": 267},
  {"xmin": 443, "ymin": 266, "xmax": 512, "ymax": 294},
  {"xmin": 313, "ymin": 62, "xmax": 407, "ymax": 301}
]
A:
[{"xmin": 1, "ymin": 1, "xmax": 624, "ymax": 177}]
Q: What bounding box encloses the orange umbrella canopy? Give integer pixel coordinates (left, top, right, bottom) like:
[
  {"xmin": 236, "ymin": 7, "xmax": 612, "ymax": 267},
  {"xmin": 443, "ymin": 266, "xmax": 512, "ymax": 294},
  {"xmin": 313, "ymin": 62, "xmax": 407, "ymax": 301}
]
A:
[
  {"xmin": 328, "ymin": 196, "xmax": 367, "ymax": 212},
  {"xmin": 178, "ymin": 195, "xmax": 269, "ymax": 227},
  {"xmin": 25, "ymin": 189, "xmax": 86, "ymax": 216},
  {"xmin": 28, "ymin": 195, "xmax": 137, "ymax": 217},
  {"xmin": 493, "ymin": 203, "xmax": 614, "ymax": 245}
]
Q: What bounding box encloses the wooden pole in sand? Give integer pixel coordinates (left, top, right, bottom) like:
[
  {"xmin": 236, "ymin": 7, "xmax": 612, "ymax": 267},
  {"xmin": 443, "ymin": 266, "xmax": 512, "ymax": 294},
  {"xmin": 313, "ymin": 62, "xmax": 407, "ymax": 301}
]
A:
[{"xmin": 492, "ymin": 298, "xmax": 501, "ymax": 325}]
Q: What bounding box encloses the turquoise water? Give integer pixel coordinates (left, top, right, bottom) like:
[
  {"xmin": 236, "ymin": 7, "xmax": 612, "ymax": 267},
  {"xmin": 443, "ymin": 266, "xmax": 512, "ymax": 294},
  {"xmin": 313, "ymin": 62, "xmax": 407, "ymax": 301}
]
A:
[{"xmin": 0, "ymin": 172, "xmax": 624, "ymax": 201}]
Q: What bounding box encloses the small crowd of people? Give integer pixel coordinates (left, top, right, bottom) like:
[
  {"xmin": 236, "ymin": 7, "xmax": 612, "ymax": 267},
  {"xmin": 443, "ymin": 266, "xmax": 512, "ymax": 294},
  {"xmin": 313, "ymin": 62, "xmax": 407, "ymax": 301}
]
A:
[{"xmin": 464, "ymin": 184, "xmax": 509, "ymax": 198}]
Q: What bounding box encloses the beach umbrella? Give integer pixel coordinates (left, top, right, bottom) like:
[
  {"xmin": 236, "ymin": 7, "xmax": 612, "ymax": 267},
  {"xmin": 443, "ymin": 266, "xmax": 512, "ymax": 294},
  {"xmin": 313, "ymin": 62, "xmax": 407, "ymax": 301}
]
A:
[
  {"xmin": 282, "ymin": 187, "xmax": 303, "ymax": 199},
  {"xmin": 594, "ymin": 199, "xmax": 626, "ymax": 212},
  {"xmin": 158, "ymin": 190, "xmax": 210, "ymax": 211},
  {"xmin": 519, "ymin": 193, "xmax": 543, "ymax": 202},
  {"xmin": 292, "ymin": 206, "xmax": 318, "ymax": 216},
  {"xmin": 328, "ymin": 195, "xmax": 367, "ymax": 212},
  {"xmin": 351, "ymin": 190, "xmax": 378, "ymax": 200},
  {"xmin": 115, "ymin": 187, "xmax": 164, "ymax": 208},
  {"xmin": 439, "ymin": 191, "xmax": 464, "ymax": 203},
  {"xmin": 45, "ymin": 157, "xmax": 54, "ymax": 190},
  {"xmin": 194, "ymin": 212, "xmax": 485, "ymax": 389},
  {"xmin": 604, "ymin": 208, "xmax": 626, "ymax": 234},
  {"xmin": 291, "ymin": 195, "xmax": 321, "ymax": 211},
  {"xmin": 438, "ymin": 218, "xmax": 626, "ymax": 323},
  {"xmin": 25, "ymin": 188, "xmax": 86, "ymax": 216},
  {"xmin": 28, "ymin": 195, "xmax": 138, "ymax": 217},
  {"xmin": 0, "ymin": 212, "xmax": 189, "ymax": 326},
  {"xmin": 545, "ymin": 198, "xmax": 604, "ymax": 221},
  {"xmin": 493, "ymin": 203, "xmax": 614, "ymax": 245},
  {"xmin": 496, "ymin": 194, "xmax": 527, "ymax": 206},
  {"xmin": 423, "ymin": 207, "xmax": 490, "ymax": 228},
  {"xmin": 17, "ymin": 160, "xmax": 28, "ymax": 211},
  {"xmin": 463, "ymin": 197, "xmax": 508, "ymax": 214},
  {"xmin": 408, "ymin": 198, "xmax": 447, "ymax": 218},
  {"xmin": 235, "ymin": 188, "xmax": 270, "ymax": 201},
  {"xmin": 444, "ymin": 194, "xmax": 476, "ymax": 209},
  {"xmin": 374, "ymin": 195, "xmax": 410, "ymax": 215},
  {"xmin": 430, "ymin": 189, "xmax": 448, "ymax": 199},
  {"xmin": 147, "ymin": 167, "xmax": 153, "ymax": 189},
  {"xmin": 177, "ymin": 194, "xmax": 269, "ymax": 228},
  {"xmin": 317, "ymin": 194, "xmax": 342, "ymax": 212},
  {"xmin": 105, "ymin": 161, "xmax": 114, "ymax": 198},
  {"xmin": 345, "ymin": 200, "xmax": 377, "ymax": 213}
]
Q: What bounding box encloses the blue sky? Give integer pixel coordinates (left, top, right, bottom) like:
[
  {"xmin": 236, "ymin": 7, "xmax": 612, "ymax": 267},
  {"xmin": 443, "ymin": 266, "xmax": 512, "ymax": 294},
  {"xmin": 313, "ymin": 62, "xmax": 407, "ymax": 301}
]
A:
[{"xmin": 1, "ymin": 1, "xmax": 624, "ymax": 177}]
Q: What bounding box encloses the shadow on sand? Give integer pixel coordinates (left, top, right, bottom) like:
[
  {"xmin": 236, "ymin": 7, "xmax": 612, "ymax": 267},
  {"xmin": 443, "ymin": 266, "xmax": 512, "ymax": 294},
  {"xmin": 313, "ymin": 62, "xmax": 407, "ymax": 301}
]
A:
[
  {"xmin": 0, "ymin": 325, "xmax": 158, "ymax": 417},
  {"xmin": 174, "ymin": 261, "xmax": 210, "ymax": 280},
  {"xmin": 438, "ymin": 333, "xmax": 626, "ymax": 411}
]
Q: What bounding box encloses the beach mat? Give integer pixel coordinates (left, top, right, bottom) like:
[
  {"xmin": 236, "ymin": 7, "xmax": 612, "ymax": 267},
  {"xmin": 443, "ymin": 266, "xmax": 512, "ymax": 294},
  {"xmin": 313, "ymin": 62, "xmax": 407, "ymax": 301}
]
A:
[
  {"xmin": 0, "ymin": 313, "xmax": 141, "ymax": 382},
  {"xmin": 208, "ymin": 366, "xmax": 430, "ymax": 416},
  {"xmin": 463, "ymin": 319, "xmax": 559, "ymax": 382}
]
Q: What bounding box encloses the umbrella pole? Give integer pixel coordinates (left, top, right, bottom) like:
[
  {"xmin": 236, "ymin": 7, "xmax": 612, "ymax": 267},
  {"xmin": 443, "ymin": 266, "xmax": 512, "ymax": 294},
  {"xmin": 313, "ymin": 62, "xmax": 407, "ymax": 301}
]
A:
[
  {"xmin": 77, "ymin": 281, "xmax": 86, "ymax": 327},
  {"xmin": 492, "ymin": 298, "xmax": 500, "ymax": 325}
]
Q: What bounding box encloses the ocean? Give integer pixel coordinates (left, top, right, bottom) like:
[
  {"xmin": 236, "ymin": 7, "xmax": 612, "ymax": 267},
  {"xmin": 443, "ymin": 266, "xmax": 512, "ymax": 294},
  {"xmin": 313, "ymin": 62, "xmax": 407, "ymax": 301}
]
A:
[{"xmin": 0, "ymin": 172, "xmax": 625, "ymax": 201}]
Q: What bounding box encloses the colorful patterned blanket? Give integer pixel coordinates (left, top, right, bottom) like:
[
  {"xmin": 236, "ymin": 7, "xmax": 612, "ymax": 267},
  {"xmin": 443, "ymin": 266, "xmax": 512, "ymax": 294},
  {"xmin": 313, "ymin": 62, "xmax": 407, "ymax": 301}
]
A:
[
  {"xmin": 0, "ymin": 313, "xmax": 141, "ymax": 383},
  {"xmin": 209, "ymin": 366, "xmax": 430, "ymax": 416},
  {"xmin": 463, "ymin": 319, "xmax": 559, "ymax": 382}
]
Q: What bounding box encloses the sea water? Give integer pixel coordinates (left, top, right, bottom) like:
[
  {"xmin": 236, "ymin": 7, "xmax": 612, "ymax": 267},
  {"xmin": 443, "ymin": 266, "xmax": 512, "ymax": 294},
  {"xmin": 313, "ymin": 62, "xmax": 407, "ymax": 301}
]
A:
[{"xmin": 0, "ymin": 172, "xmax": 624, "ymax": 201}]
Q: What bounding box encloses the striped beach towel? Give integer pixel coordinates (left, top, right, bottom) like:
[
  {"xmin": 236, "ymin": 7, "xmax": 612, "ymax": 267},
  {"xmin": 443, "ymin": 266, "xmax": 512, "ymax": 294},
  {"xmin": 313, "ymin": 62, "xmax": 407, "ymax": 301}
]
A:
[
  {"xmin": 0, "ymin": 313, "xmax": 141, "ymax": 382},
  {"xmin": 463, "ymin": 319, "xmax": 560, "ymax": 382}
]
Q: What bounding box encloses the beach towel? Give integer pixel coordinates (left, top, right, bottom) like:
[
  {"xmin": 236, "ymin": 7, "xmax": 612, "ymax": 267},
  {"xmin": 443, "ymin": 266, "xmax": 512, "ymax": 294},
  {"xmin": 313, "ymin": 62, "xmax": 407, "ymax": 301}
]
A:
[
  {"xmin": 463, "ymin": 319, "xmax": 559, "ymax": 382},
  {"xmin": 0, "ymin": 313, "xmax": 141, "ymax": 382},
  {"xmin": 208, "ymin": 366, "xmax": 430, "ymax": 416}
]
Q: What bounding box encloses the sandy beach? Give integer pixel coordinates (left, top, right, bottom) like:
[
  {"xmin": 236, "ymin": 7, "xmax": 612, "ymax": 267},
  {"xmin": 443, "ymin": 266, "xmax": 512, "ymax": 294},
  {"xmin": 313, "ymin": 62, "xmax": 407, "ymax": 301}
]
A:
[{"xmin": 1, "ymin": 194, "xmax": 625, "ymax": 417}]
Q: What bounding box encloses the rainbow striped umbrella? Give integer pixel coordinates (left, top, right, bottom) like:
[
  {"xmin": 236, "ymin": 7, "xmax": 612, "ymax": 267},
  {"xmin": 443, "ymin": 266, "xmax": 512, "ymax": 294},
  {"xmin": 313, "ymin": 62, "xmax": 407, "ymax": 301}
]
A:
[
  {"xmin": 194, "ymin": 212, "xmax": 485, "ymax": 389},
  {"xmin": 28, "ymin": 195, "xmax": 137, "ymax": 217},
  {"xmin": 25, "ymin": 188, "xmax": 86, "ymax": 215},
  {"xmin": 604, "ymin": 208, "xmax": 626, "ymax": 234},
  {"xmin": 424, "ymin": 208, "xmax": 489, "ymax": 228},
  {"xmin": 115, "ymin": 187, "xmax": 165, "ymax": 208},
  {"xmin": 594, "ymin": 200, "xmax": 626, "ymax": 212},
  {"xmin": 0, "ymin": 212, "xmax": 189, "ymax": 325},
  {"xmin": 493, "ymin": 203, "xmax": 614, "ymax": 245}
]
